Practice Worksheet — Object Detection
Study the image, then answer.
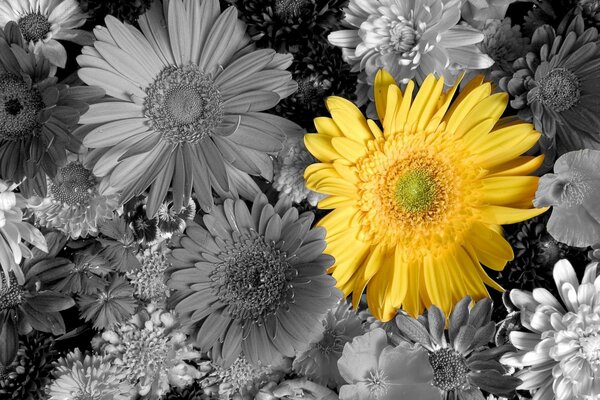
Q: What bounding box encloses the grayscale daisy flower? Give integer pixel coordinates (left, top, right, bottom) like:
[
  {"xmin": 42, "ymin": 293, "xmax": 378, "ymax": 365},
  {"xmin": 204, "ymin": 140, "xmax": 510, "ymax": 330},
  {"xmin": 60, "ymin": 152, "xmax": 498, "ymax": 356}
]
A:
[
  {"xmin": 77, "ymin": 0, "xmax": 299, "ymax": 217},
  {"xmin": 395, "ymin": 297, "xmax": 521, "ymax": 399},
  {"xmin": 167, "ymin": 194, "xmax": 342, "ymax": 367}
]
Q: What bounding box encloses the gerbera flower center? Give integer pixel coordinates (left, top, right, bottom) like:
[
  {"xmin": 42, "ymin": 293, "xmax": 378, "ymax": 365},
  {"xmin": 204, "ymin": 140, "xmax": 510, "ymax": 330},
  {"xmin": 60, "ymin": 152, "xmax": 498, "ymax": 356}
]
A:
[
  {"xmin": 0, "ymin": 275, "xmax": 25, "ymax": 310},
  {"xmin": 144, "ymin": 65, "xmax": 224, "ymax": 145},
  {"xmin": 366, "ymin": 368, "xmax": 389, "ymax": 398},
  {"xmin": 210, "ymin": 236, "xmax": 293, "ymax": 322},
  {"xmin": 429, "ymin": 348, "xmax": 469, "ymax": 391},
  {"xmin": 0, "ymin": 74, "xmax": 44, "ymax": 141},
  {"xmin": 49, "ymin": 162, "xmax": 98, "ymax": 207},
  {"xmin": 536, "ymin": 68, "xmax": 581, "ymax": 112},
  {"xmin": 394, "ymin": 169, "xmax": 438, "ymax": 213},
  {"xmin": 18, "ymin": 13, "xmax": 52, "ymax": 42}
]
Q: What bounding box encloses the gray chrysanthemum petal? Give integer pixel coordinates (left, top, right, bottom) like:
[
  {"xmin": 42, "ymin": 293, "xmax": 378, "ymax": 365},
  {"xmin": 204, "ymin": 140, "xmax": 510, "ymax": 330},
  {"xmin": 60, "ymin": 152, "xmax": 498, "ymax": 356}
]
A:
[
  {"xmin": 454, "ymin": 325, "xmax": 477, "ymax": 355},
  {"xmin": 427, "ymin": 305, "xmax": 446, "ymax": 347},
  {"xmin": 395, "ymin": 312, "xmax": 432, "ymax": 348},
  {"xmin": 467, "ymin": 298, "xmax": 492, "ymax": 329},
  {"xmin": 449, "ymin": 296, "xmax": 471, "ymax": 345}
]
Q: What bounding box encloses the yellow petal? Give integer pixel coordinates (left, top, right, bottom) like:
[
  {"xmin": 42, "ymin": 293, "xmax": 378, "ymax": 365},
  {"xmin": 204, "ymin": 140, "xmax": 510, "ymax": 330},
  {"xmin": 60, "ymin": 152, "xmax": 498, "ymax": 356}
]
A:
[
  {"xmin": 317, "ymin": 195, "xmax": 356, "ymax": 209},
  {"xmin": 383, "ymin": 83, "xmax": 403, "ymax": 136},
  {"xmin": 485, "ymin": 155, "xmax": 545, "ymax": 177},
  {"xmin": 444, "ymin": 82, "xmax": 492, "ymax": 134},
  {"xmin": 481, "ymin": 176, "xmax": 539, "ymax": 206},
  {"xmin": 374, "ymin": 69, "xmax": 397, "ymax": 121},
  {"xmin": 331, "ymin": 137, "xmax": 368, "ymax": 163},
  {"xmin": 314, "ymin": 117, "xmax": 343, "ymax": 137},
  {"xmin": 479, "ymin": 205, "xmax": 550, "ymax": 225},
  {"xmin": 473, "ymin": 125, "xmax": 541, "ymax": 168},
  {"xmin": 467, "ymin": 222, "xmax": 514, "ymax": 270},
  {"xmin": 455, "ymin": 93, "xmax": 508, "ymax": 139},
  {"xmin": 313, "ymin": 177, "xmax": 359, "ymax": 199},
  {"xmin": 427, "ymin": 75, "xmax": 462, "ymax": 132},
  {"xmin": 304, "ymin": 134, "xmax": 339, "ymax": 163},
  {"xmin": 367, "ymin": 119, "xmax": 384, "ymax": 140},
  {"xmin": 402, "ymin": 258, "xmax": 423, "ymax": 317},
  {"xmin": 326, "ymin": 97, "xmax": 373, "ymax": 142}
]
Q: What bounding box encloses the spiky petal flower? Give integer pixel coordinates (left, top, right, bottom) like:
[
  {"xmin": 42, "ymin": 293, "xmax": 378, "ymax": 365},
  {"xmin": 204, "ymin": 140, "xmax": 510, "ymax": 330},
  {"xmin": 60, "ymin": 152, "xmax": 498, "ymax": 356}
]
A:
[
  {"xmin": 77, "ymin": 0, "xmax": 299, "ymax": 217},
  {"xmin": 293, "ymin": 300, "xmax": 364, "ymax": 389},
  {"xmin": 273, "ymin": 134, "xmax": 326, "ymax": 206},
  {"xmin": 127, "ymin": 248, "xmax": 171, "ymax": 304},
  {"xmin": 96, "ymin": 305, "xmax": 202, "ymax": 398},
  {"xmin": 0, "ymin": 0, "xmax": 92, "ymax": 68},
  {"xmin": 304, "ymin": 69, "xmax": 548, "ymax": 321},
  {"xmin": 534, "ymin": 150, "xmax": 600, "ymax": 247},
  {"xmin": 395, "ymin": 297, "xmax": 521, "ymax": 399},
  {"xmin": 47, "ymin": 349, "xmax": 132, "ymax": 400},
  {"xmin": 501, "ymin": 259, "xmax": 600, "ymax": 400},
  {"xmin": 29, "ymin": 153, "xmax": 120, "ymax": 240},
  {"xmin": 167, "ymin": 194, "xmax": 342, "ymax": 366},
  {"xmin": 328, "ymin": 0, "xmax": 493, "ymax": 106},
  {"xmin": 337, "ymin": 328, "xmax": 440, "ymax": 400},
  {"xmin": 0, "ymin": 30, "xmax": 105, "ymax": 197},
  {"xmin": 0, "ymin": 180, "xmax": 46, "ymax": 288}
]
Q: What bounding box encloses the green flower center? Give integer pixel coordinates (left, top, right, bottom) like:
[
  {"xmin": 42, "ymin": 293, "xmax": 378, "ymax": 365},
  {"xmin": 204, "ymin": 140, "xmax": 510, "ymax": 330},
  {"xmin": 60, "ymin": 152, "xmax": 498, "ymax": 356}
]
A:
[
  {"xmin": 144, "ymin": 65, "xmax": 224, "ymax": 145},
  {"xmin": 50, "ymin": 162, "xmax": 98, "ymax": 207},
  {"xmin": 429, "ymin": 348, "xmax": 469, "ymax": 391},
  {"xmin": 394, "ymin": 169, "xmax": 438, "ymax": 213},
  {"xmin": 0, "ymin": 275, "xmax": 25, "ymax": 311},
  {"xmin": 537, "ymin": 68, "xmax": 581, "ymax": 112},
  {"xmin": 18, "ymin": 13, "xmax": 52, "ymax": 42},
  {"xmin": 0, "ymin": 74, "xmax": 44, "ymax": 141},
  {"xmin": 210, "ymin": 236, "xmax": 294, "ymax": 322}
]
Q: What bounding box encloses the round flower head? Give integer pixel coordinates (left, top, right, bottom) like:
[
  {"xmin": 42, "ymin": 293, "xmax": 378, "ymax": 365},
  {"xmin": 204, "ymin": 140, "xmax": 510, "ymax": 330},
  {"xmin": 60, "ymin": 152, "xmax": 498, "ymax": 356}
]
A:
[
  {"xmin": 534, "ymin": 150, "xmax": 600, "ymax": 247},
  {"xmin": 499, "ymin": 13, "xmax": 600, "ymax": 167},
  {"xmin": 77, "ymin": 0, "xmax": 299, "ymax": 217},
  {"xmin": 0, "ymin": 179, "xmax": 47, "ymax": 289},
  {"xmin": 273, "ymin": 134, "xmax": 326, "ymax": 207},
  {"xmin": 167, "ymin": 194, "xmax": 342, "ymax": 366},
  {"xmin": 127, "ymin": 248, "xmax": 171, "ymax": 304},
  {"xmin": 29, "ymin": 152, "xmax": 120, "ymax": 239},
  {"xmin": 501, "ymin": 259, "xmax": 600, "ymax": 400},
  {"xmin": 47, "ymin": 348, "xmax": 132, "ymax": 400},
  {"xmin": 0, "ymin": 29, "xmax": 104, "ymax": 197},
  {"xmin": 293, "ymin": 300, "xmax": 364, "ymax": 389},
  {"xmin": 96, "ymin": 305, "xmax": 202, "ymax": 398},
  {"xmin": 337, "ymin": 328, "xmax": 440, "ymax": 400},
  {"xmin": 328, "ymin": 0, "xmax": 493, "ymax": 106},
  {"xmin": 0, "ymin": 0, "xmax": 92, "ymax": 68},
  {"xmin": 395, "ymin": 297, "xmax": 521, "ymax": 399},
  {"xmin": 304, "ymin": 69, "xmax": 548, "ymax": 321}
]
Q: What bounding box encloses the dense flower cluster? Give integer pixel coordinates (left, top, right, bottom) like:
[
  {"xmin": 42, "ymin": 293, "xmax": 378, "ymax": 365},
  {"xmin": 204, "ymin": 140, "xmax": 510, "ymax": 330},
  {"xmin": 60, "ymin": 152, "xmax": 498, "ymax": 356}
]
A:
[{"xmin": 0, "ymin": 0, "xmax": 598, "ymax": 398}]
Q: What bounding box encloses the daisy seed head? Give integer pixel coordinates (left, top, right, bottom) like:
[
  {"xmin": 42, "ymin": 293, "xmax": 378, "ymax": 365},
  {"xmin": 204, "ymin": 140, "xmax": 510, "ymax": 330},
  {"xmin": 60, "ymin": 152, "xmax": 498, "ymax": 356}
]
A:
[
  {"xmin": 0, "ymin": 74, "xmax": 43, "ymax": 141},
  {"xmin": 49, "ymin": 162, "xmax": 98, "ymax": 207},
  {"xmin": 17, "ymin": 12, "xmax": 52, "ymax": 42},
  {"xmin": 536, "ymin": 68, "xmax": 581, "ymax": 112},
  {"xmin": 429, "ymin": 348, "xmax": 469, "ymax": 391},
  {"xmin": 144, "ymin": 65, "xmax": 224, "ymax": 145},
  {"xmin": 0, "ymin": 275, "xmax": 25, "ymax": 310}
]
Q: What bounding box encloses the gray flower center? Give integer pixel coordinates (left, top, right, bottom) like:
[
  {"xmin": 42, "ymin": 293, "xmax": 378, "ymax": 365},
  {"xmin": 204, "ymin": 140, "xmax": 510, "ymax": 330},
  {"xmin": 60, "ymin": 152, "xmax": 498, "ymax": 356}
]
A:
[
  {"xmin": 0, "ymin": 74, "xmax": 44, "ymax": 141},
  {"xmin": 210, "ymin": 237, "xmax": 294, "ymax": 322},
  {"xmin": 144, "ymin": 65, "xmax": 223, "ymax": 145},
  {"xmin": 274, "ymin": 0, "xmax": 310, "ymax": 18},
  {"xmin": 429, "ymin": 348, "xmax": 469, "ymax": 391},
  {"xmin": 366, "ymin": 368, "xmax": 389, "ymax": 399},
  {"xmin": 537, "ymin": 68, "xmax": 581, "ymax": 112},
  {"xmin": 50, "ymin": 162, "xmax": 97, "ymax": 207},
  {"xmin": 18, "ymin": 13, "xmax": 52, "ymax": 42},
  {"xmin": 389, "ymin": 19, "xmax": 417, "ymax": 54},
  {"xmin": 0, "ymin": 275, "xmax": 25, "ymax": 310}
]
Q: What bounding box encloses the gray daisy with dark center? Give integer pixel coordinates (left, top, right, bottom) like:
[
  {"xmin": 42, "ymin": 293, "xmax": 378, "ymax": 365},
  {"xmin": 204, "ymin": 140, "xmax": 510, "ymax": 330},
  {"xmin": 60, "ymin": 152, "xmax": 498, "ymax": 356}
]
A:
[
  {"xmin": 167, "ymin": 194, "xmax": 342, "ymax": 367},
  {"xmin": 395, "ymin": 296, "xmax": 522, "ymax": 399}
]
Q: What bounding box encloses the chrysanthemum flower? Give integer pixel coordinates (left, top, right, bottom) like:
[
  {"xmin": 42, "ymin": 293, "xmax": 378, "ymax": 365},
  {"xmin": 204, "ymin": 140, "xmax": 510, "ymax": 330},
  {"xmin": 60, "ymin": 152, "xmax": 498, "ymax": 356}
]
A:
[
  {"xmin": 304, "ymin": 69, "xmax": 548, "ymax": 321},
  {"xmin": 328, "ymin": 0, "xmax": 493, "ymax": 106},
  {"xmin": 127, "ymin": 248, "xmax": 171, "ymax": 303},
  {"xmin": 395, "ymin": 297, "xmax": 521, "ymax": 399},
  {"xmin": 534, "ymin": 149, "xmax": 600, "ymax": 247},
  {"xmin": 29, "ymin": 153, "xmax": 120, "ymax": 240},
  {"xmin": 273, "ymin": 134, "xmax": 326, "ymax": 206},
  {"xmin": 167, "ymin": 194, "xmax": 342, "ymax": 366},
  {"xmin": 337, "ymin": 328, "xmax": 440, "ymax": 400},
  {"xmin": 77, "ymin": 0, "xmax": 297, "ymax": 216},
  {"xmin": 77, "ymin": 274, "xmax": 137, "ymax": 330},
  {"xmin": 97, "ymin": 305, "xmax": 202, "ymax": 398},
  {"xmin": 0, "ymin": 30, "xmax": 104, "ymax": 197},
  {"xmin": 501, "ymin": 259, "xmax": 600, "ymax": 400},
  {"xmin": 0, "ymin": 0, "xmax": 91, "ymax": 68},
  {"xmin": 499, "ymin": 13, "xmax": 600, "ymax": 167},
  {"xmin": 0, "ymin": 180, "xmax": 46, "ymax": 289},
  {"xmin": 293, "ymin": 300, "xmax": 364, "ymax": 389},
  {"xmin": 47, "ymin": 348, "xmax": 132, "ymax": 400}
]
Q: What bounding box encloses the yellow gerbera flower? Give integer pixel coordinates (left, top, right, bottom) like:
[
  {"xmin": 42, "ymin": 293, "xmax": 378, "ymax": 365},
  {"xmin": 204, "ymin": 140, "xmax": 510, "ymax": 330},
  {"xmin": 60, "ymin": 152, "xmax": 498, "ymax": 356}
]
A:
[{"xmin": 304, "ymin": 70, "xmax": 549, "ymax": 321}]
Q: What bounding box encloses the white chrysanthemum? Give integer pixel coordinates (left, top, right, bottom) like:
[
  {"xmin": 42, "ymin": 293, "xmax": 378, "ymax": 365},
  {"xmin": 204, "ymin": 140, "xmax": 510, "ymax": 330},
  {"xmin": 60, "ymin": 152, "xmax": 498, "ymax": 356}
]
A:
[
  {"xmin": 47, "ymin": 348, "xmax": 133, "ymax": 400},
  {"xmin": 29, "ymin": 152, "xmax": 120, "ymax": 240},
  {"xmin": 0, "ymin": 180, "xmax": 46, "ymax": 288},
  {"xmin": 502, "ymin": 260, "xmax": 600, "ymax": 400},
  {"xmin": 98, "ymin": 305, "xmax": 201, "ymax": 398},
  {"xmin": 328, "ymin": 0, "xmax": 493, "ymax": 106},
  {"xmin": 0, "ymin": 0, "xmax": 92, "ymax": 68},
  {"xmin": 273, "ymin": 135, "xmax": 326, "ymax": 206}
]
